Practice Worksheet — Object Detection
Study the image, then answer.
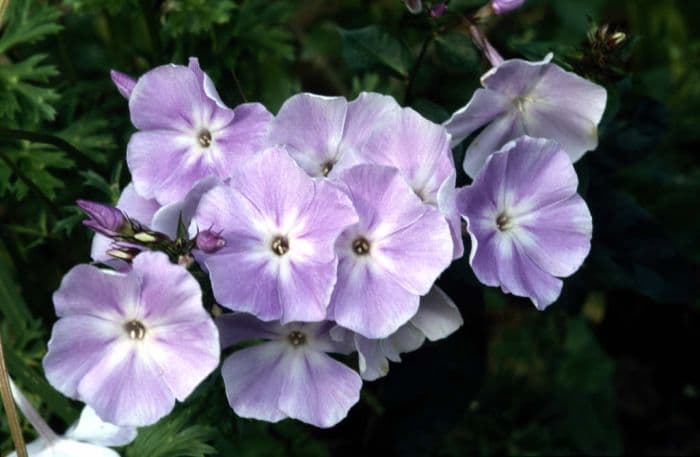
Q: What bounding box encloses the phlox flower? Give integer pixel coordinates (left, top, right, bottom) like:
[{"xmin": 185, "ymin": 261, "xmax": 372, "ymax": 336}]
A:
[
  {"xmin": 329, "ymin": 164, "xmax": 453, "ymax": 339},
  {"xmin": 457, "ymin": 136, "xmax": 593, "ymax": 309},
  {"xmin": 217, "ymin": 313, "xmax": 362, "ymax": 428},
  {"xmin": 267, "ymin": 92, "xmax": 400, "ymax": 178},
  {"xmin": 43, "ymin": 251, "xmax": 219, "ymax": 426},
  {"xmin": 444, "ymin": 54, "xmax": 607, "ymax": 177},
  {"xmin": 124, "ymin": 57, "xmax": 272, "ymax": 205},
  {"xmin": 8, "ymin": 379, "xmax": 136, "ymax": 457},
  {"xmin": 358, "ymin": 105, "xmax": 464, "ymax": 258},
  {"xmin": 192, "ymin": 146, "xmax": 358, "ymax": 323}
]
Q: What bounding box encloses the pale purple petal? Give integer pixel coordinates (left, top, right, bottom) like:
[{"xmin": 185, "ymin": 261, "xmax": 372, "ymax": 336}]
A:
[
  {"xmin": 463, "ymin": 110, "xmax": 525, "ymax": 178},
  {"xmin": 213, "ymin": 102, "xmax": 273, "ymax": 167},
  {"xmin": 268, "ymin": 93, "xmax": 348, "ymax": 177},
  {"xmin": 279, "ymin": 349, "xmax": 362, "ymax": 428},
  {"xmin": 410, "ymin": 286, "xmax": 463, "ymax": 341},
  {"xmin": 151, "ymin": 176, "xmax": 222, "ymax": 239},
  {"xmin": 77, "ymin": 341, "xmax": 175, "ymax": 426},
  {"xmin": 360, "ymin": 107, "xmax": 454, "ymax": 206},
  {"xmin": 372, "ymin": 206, "xmax": 452, "ymax": 295},
  {"xmin": 187, "ymin": 57, "xmax": 228, "ymax": 109},
  {"xmin": 216, "ymin": 313, "xmax": 282, "ymax": 348},
  {"xmin": 66, "ymin": 406, "xmax": 137, "ymax": 447},
  {"xmin": 437, "ymin": 172, "xmax": 465, "ymax": 259},
  {"xmin": 42, "ymin": 316, "xmax": 121, "ymax": 401},
  {"xmin": 340, "ymin": 92, "xmax": 401, "ymax": 159},
  {"xmin": 148, "ymin": 319, "xmax": 220, "ymax": 401},
  {"xmin": 481, "ymin": 55, "xmax": 553, "ymax": 97},
  {"xmin": 222, "ymin": 342, "xmax": 289, "ymax": 423},
  {"xmin": 52, "ymin": 265, "xmax": 138, "ymax": 319},
  {"xmin": 330, "ymin": 254, "xmax": 420, "ymax": 339},
  {"xmin": 443, "ymin": 88, "xmax": 511, "ymax": 147},
  {"xmin": 277, "ymin": 258, "xmax": 337, "ymax": 323},
  {"xmin": 491, "ymin": 0, "xmax": 525, "ymax": 14},
  {"xmin": 131, "ymin": 252, "xmax": 206, "ymax": 326},
  {"xmin": 355, "ymin": 336, "xmax": 390, "ymax": 381},
  {"xmin": 110, "ymin": 70, "xmax": 135, "ymax": 100},
  {"xmin": 379, "ymin": 324, "xmax": 425, "ymax": 362},
  {"xmin": 403, "ymin": 0, "xmax": 423, "ymax": 13},
  {"xmin": 129, "ymin": 64, "xmax": 207, "ymax": 131},
  {"xmin": 516, "ymin": 194, "xmax": 592, "ymax": 277}
]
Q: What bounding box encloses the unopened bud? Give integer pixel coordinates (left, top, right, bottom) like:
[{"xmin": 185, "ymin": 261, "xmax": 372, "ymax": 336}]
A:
[
  {"xmin": 107, "ymin": 247, "xmax": 140, "ymax": 262},
  {"xmin": 133, "ymin": 232, "xmax": 158, "ymax": 243},
  {"xmin": 490, "ymin": 0, "xmax": 524, "ymax": 15},
  {"xmin": 403, "ymin": 0, "xmax": 422, "ymax": 14},
  {"xmin": 430, "ymin": 2, "xmax": 447, "ymax": 17},
  {"xmin": 196, "ymin": 230, "xmax": 226, "ymax": 253},
  {"xmin": 110, "ymin": 70, "xmax": 136, "ymax": 99},
  {"xmin": 77, "ymin": 199, "xmax": 127, "ymax": 237}
]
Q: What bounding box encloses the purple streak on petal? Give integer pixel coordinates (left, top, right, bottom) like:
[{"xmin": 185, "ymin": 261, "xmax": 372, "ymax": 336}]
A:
[
  {"xmin": 110, "ymin": 70, "xmax": 136, "ymax": 99},
  {"xmin": 279, "ymin": 350, "xmax": 362, "ymax": 428}
]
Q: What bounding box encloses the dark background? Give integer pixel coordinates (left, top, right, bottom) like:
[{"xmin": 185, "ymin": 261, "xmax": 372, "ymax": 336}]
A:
[{"xmin": 1, "ymin": 0, "xmax": 699, "ymax": 455}]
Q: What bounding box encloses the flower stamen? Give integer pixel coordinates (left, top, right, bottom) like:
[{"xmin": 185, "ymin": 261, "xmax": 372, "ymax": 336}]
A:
[
  {"xmin": 198, "ymin": 129, "xmax": 212, "ymax": 148},
  {"xmin": 287, "ymin": 330, "xmax": 306, "ymax": 347},
  {"xmin": 496, "ymin": 212, "xmax": 513, "ymax": 232},
  {"xmin": 352, "ymin": 237, "xmax": 371, "ymax": 255},
  {"xmin": 124, "ymin": 320, "xmax": 146, "ymax": 340},
  {"xmin": 271, "ymin": 236, "xmax": 290, "ymax": 256}
]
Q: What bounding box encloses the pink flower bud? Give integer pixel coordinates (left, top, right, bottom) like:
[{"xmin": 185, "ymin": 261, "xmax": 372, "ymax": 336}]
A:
[
  {"xmin": 76, "ymin": 199, "xmax": 127, "ymax": 237},
  {"xmin": 196, "ymin": 229, "xmax": 226, "ymax": 253},
  {"xmin": 430, "ymin": 2, "xmax": 447, "ymax": 17}
]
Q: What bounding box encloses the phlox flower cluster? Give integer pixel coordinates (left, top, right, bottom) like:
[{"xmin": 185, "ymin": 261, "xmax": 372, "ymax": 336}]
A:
[{"xmin": 38, "ymin": 14, "xmax": 606, "ymax": 446}]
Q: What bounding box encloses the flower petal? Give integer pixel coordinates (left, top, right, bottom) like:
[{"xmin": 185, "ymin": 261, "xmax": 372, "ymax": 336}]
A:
[
  {"xmin": 216, "ymin": 313, "xmax": 282, "ymax": 348},
  {"xmin": 463, "ymin": 110, "xmax": 525, "ymax": 178},
  {"xmin": 379, "ymin": 324, "xmax": 425, "ymax": 362},
  {"xmin": 516, "ymin": 194, "xmax": 592, "ymax": 277},
  {"xmin": 355, "ymin": 335, "xmax": 390, "ymax": 381},
  {"xmin": 221, "ymin": 342, "xmax": 289, "ymax": 423},
  {"xmin": 151, "ymin": 176, "xmax": 222, "ymax": 239},
  {"xmin": 213, "ymin": 102, "xmax": 273, "ymax": 167},
  {"xmin": 268, "ymin": 93, "xmax": 348, "ymax": 177},
  {"xmin": 279, "ymin": 349, "xmax": 362, "ymax": 428},
  {"xmin": 52, "ymin": 265, "xmax": 138, "ymax": 319},
  {"xmin": 443, "ymin": 88, "xmax": 511, "ymax": 147},
  {"xmin": 437, "ymin": 172, "xmax": 465, "ymax": 259},
  {"xmin": 330, "ymin": 255, "xmax": 420, "ymax": 339},
  {"xmin": 410, "ymin": 286, "xmax": 463, "ymax": 341},
  {"xmin": 77, "ymin": 340, "xmax": 175, "ymax": 427},
  {"xmin": 66, "ymin": 406, "xmax": 138, "ymax": 447}
]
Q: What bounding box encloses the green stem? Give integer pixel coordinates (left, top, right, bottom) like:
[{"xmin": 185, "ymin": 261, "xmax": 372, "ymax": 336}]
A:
[
  {"xmin": 0, "ymin": 150, "xmax": 61, "ymax": 217},
  {"xmin": 404, "ymin": 33, "xmax": 435, "ymax": 106},
  {"xmin": 0, "ymin": 334, "xmax": 28, "ymax": 457}
]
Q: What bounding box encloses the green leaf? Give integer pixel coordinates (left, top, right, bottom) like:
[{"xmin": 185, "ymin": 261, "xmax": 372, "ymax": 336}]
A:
[
  {"xmin": 0, "ymin": 1, "xmax": 62, "ymax": 54},
  {"xmin": 126, "ymin": 408, "xmax": 217, "ymax": 457},
  {"xmin": 339, "ymin": 26, "xmax": 411, "ymax": 78}
]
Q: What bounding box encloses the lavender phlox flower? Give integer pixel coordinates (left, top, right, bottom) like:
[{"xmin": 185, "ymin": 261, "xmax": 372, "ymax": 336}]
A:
[
  {"xmin": 444, "ymin": 53, "xmax": 607, "ymax": 177},
  {"xmin": 126, "ymin": 57, "xmax": 272, "ymax": 204},
  {"xmin": 267, "ymin": 92, "xmax": 401, "ymax": 178},
  {"xmin": 332, "ymin": 286, "xmax": 463, "ymax": 380},
  {"xmin": 43, "ymin": 251, "xmax": 219, "ymax": 426},
  {"xmin": 193, "ymin": 146, "xmax": 358, "ymax": 323},
  {"xmin": 8, "ymin": 379, "xmax": 136, "ymax": 457},
  {"xmin": 358, "ymin": 105, "xmax": 464, "ymax": 259},
  {"xmin": 77, "ymin": 200, "xmax": 129, "ymax": 238},
  {"xmin": 217, "ymin": 313, "xmax": 361, "ymax": 428},
  {"xmin": 457, "ymin": 136, "xmax": 593, "ymax": 309},
  {"xmin": 328, "ymin": 164, "xmax": 453, "ymax": 339}
]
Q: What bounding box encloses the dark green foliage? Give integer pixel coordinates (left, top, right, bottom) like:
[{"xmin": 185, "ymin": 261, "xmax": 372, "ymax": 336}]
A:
[{"xmin": 1, "ymin": 0, "xmax": 699, "ymax": 456}]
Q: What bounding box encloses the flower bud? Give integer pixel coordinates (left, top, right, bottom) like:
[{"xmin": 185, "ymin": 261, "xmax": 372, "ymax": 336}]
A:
[
  {"xmin": 403, "ymin": 0, "xmax": 422, "ymax": 14},
  {"xmin": 196, "ymin": 230, "xmax": 226, "ymax": 253},
  {"xmin": 76, "ymin": 199, "xmax": 128, "ymax": 237},
  {"xmin": 110, "ymin": 70, "xmax": 136, "ymax": 99},
  {"xmin": 430, "ymin": 2, "xmax": 447, "ymax": 17},
  {"xmin": 490, "ymin": 0, "xmax": 524, "ymax": 15}
]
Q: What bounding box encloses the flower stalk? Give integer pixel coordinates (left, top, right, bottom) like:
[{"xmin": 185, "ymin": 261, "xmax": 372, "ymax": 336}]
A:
[{"xmin": 0, "ymin": 333, "xmax": 28, "ymax": 457}]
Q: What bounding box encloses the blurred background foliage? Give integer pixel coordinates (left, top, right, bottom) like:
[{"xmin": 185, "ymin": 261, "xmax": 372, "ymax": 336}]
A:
[{"xmin": 1, "ymin": 0, "xmax": 699, "ymax": 455}]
